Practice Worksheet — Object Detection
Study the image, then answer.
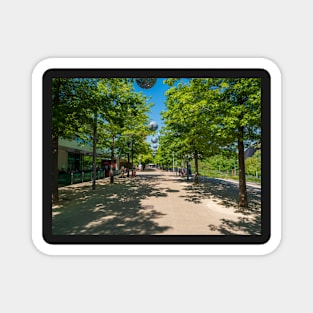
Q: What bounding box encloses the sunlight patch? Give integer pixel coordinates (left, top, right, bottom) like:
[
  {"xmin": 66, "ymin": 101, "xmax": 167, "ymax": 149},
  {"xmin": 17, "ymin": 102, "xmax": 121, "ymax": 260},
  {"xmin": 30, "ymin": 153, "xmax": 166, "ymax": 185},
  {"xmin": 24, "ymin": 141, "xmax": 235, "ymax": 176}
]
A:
[{"xmin": 84, "ymin": 215, "xmax": 115, "ymax": 228}]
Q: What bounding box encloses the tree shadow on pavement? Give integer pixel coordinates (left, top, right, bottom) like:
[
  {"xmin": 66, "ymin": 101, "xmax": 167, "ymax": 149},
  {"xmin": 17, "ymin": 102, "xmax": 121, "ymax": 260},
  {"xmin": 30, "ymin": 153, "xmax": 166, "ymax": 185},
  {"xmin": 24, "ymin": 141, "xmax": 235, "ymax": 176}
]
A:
[
  {"xmin": 180, "ymin": 178, "xmax": 262, "ymax": 235},
  {"xmin": 52, "ymin": 174, "xmax": 171, "ymax": 235},
  {"xmin": 182, "ymin": 178, "xmax": 261, "ymax": 209},
  {"xmin": 208, "ymin": 214, "xmax": 261, "ymax": 235}
]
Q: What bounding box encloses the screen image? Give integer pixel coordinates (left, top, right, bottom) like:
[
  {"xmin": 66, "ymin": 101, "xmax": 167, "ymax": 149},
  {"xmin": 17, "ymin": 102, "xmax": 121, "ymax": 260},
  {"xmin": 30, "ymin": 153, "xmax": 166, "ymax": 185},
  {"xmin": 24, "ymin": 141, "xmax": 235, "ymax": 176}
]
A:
[{"xmin": 42, "ymin": 68, "xmax": 270, "ymax": 245}]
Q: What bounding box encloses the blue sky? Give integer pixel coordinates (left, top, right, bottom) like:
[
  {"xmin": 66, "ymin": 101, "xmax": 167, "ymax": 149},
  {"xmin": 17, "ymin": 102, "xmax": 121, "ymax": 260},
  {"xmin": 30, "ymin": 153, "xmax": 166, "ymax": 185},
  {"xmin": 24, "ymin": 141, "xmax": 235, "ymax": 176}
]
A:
[{"xmin": 134, "ymin": 78, "xmax": 169, "ymax": 147}]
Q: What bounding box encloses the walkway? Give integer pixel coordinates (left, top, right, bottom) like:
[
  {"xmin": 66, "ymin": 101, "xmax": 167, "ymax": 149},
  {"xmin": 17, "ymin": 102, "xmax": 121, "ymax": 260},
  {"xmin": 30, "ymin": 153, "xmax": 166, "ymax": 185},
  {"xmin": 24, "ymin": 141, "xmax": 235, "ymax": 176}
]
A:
[{"xmin": 52, "ymin": 169, "xmax": 261, "ymax": 235}]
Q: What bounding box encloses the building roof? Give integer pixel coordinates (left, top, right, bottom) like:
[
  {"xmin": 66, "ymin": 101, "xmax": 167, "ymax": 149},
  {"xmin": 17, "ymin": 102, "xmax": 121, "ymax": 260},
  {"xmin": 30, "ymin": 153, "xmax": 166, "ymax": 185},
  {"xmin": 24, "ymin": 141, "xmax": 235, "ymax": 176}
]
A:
[{"xmin": 58, "ymin": 138, "xmax": 103, "ymax": 155}]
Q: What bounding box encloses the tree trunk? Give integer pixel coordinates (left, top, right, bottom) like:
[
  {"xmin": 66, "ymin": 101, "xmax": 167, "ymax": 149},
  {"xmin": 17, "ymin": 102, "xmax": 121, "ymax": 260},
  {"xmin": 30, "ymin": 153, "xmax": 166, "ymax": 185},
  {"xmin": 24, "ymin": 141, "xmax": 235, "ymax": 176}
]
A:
[
  {"xmin": 110, "ymin": 135, "xmax": 115, "ymax": 184},
  {"xmin": 92, "ymin": 113, "xmax": 97, "ymax": 189},
  {"xmin": 194, "ymin": 150, "xmax": 199, "ymax": 184},
  {"xmin": 52, "ymin": 79, "xmax": 60, "ymax": 204},
  {"xmin": 52, "ymin": 135, "xmax": 59, "ymax": 204},
  {"xmin": 131, "ymin": 139, "xmax": 134, "ymax": 177},
  {"xmin": 127, "ymin": 152, "xmax": 130, "ymax": 177},
  {"xmin": 238, "ymin": 126, "xmax": 248, "ymax": 207}
]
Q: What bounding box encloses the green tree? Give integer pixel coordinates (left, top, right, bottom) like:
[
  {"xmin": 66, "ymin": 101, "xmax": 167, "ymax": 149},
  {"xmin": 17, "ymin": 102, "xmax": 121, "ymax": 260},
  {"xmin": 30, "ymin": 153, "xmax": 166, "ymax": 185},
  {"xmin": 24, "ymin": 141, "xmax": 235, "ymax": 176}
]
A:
[
  {"xmin": 216, "ymin": 78, "xmax": 261, "ymax": 207},
  {"xmin": 204, "ymin": 153, "xmax": 237, "ymax": 173},
  {"xmin": 245, "ymin": 148, "xmax": 261, "ymax": 177},
  {"xmin": 162, "ymin": 78, "xmax": 221, "ymax": 183},
  {"xmin": 52, "ymin": 78, "xmax": 152, "ymax": 202},
  {"xmin": 52, "ymin": 78, "xmax": 99, "ymax": 203},
  {"xmin": 161, "ymin": 77, "xmax": 261, "ymax": 207},
  {"xmin": 108, "ymin": 81, "xmax": 152, "ymax": 180},
  {"xmin": 80, "ymin": 78, "xmax": 152, "ymax": 184}
]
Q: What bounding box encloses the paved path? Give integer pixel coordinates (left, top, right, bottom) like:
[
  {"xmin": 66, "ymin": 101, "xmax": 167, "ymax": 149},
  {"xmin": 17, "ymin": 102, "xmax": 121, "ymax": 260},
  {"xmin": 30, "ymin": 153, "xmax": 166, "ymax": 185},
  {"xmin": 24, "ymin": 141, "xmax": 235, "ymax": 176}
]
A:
[{"xmin": 52, "ymin": 169, "xmax": 261, "ymax": 235}]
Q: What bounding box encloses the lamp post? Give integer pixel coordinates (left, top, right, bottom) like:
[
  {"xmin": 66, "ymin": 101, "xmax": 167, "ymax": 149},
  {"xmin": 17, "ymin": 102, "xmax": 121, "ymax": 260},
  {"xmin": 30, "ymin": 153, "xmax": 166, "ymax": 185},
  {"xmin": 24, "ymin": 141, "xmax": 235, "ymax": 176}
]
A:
[{"xmin": 172, "ymin": 151, "xmax": 175, "ymax": 172}]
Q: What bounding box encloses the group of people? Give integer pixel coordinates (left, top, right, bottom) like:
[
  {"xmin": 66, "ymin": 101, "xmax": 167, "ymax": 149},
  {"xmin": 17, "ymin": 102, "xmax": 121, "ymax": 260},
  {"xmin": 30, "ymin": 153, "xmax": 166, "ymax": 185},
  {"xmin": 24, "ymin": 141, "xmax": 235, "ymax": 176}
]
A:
[
  {"xmin": 178, "ymin": 167, "xmax": 191, "ymax": 177},
  {"xmin": 178, "ymin": 162, "xmax": 191, "ymax": 177}
]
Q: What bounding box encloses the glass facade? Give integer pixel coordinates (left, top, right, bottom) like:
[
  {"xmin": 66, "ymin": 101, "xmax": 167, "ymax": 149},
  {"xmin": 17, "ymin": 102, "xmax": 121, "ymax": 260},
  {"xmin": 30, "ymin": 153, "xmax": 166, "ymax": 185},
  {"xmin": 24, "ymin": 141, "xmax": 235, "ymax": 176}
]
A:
[{"xmin": 67, "ymin": 152, "xmax": 82, "ymax": 171}]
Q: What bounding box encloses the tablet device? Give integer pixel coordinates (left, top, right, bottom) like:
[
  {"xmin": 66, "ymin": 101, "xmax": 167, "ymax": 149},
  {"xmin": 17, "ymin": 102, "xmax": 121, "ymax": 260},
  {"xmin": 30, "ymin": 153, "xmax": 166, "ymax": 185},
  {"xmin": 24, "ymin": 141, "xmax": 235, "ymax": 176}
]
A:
[{"xmin": 32, "ymin": 58, "xmax": 281, "ymax": 255}]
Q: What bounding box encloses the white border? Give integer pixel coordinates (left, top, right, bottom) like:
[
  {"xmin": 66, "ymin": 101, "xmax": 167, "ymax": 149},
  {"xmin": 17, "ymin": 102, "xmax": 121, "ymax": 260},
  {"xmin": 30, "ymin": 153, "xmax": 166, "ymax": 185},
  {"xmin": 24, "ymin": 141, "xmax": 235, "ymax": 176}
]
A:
[{"xmin": 32, "ymin": 58, "xmax": 281, "ymax": 255}]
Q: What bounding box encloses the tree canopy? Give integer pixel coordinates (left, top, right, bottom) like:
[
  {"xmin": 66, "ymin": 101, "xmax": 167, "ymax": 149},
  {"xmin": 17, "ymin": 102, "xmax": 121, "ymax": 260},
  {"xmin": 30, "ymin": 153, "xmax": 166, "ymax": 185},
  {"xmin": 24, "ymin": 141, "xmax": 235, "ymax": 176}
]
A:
[
  {"xmin": 51, "ymin": 78, "xmax": 153, "ymax": 202},
  {"xmin": 52, "ymin": 76, "xmax": 261, "ymax": 208},
  {"xmin": 157, "ymin": 77, "xmax": 261, "ymax": 207}
]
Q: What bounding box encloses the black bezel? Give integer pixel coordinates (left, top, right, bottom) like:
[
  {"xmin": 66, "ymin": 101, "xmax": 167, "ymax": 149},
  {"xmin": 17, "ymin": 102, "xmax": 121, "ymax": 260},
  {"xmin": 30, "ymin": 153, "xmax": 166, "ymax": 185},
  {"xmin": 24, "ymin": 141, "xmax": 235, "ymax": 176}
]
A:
[{"xmin": 43, "ymin": 68, "xmax": 270, "ymax": 245}]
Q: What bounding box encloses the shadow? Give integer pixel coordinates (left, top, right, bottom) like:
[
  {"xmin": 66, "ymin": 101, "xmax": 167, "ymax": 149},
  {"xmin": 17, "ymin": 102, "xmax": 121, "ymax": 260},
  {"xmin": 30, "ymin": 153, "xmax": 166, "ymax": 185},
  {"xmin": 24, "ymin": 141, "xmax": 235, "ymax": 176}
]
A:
[
  {"xmin": 209, "ymin": 214, "xmax": 261, "ymax": 235},
  {"xmin": 179, "ymin": 177, "xmax": 262, "ymax": 235},
  {"xmin": 165, "ymin": 188, "xmax": 180, "ymax": 193},
  {"xmin": 53, "ymin": 172, "xmax": 262, "ymax": 236},
  {"xmin": 52, "ymin": 175, "xmax": 171, "ymax": 235},
  {"xmin": 181, "ymin": 177, "xmax": 261, "ymax": 209}
]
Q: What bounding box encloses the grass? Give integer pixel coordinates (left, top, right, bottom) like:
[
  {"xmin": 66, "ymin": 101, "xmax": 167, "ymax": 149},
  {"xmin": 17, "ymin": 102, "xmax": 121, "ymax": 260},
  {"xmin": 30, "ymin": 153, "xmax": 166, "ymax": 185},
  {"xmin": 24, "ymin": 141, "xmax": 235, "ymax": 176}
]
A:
[{"xmin": 193, "ymin": 168, "xmax": 261, "ymax": 184}]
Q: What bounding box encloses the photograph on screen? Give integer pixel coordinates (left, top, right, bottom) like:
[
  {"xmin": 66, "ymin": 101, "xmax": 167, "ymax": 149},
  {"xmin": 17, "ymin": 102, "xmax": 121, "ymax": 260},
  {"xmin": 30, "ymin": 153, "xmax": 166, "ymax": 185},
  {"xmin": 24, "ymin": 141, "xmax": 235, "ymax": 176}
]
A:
[{"xmin": 42, "ymin": 69, "xmax": 270, "ymax": 245}]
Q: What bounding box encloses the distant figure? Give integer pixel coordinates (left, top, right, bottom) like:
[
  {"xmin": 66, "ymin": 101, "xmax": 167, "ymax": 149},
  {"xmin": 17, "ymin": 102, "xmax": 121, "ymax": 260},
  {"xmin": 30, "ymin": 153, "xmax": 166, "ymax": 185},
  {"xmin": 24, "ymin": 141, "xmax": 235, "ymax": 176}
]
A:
[
  {"xmin": 187, "ymin": 162, "xmax": 191, "ymax": 180},
  {"xmin": 120, "ymin": 166, "xmax": 125, "ymax": 178}
]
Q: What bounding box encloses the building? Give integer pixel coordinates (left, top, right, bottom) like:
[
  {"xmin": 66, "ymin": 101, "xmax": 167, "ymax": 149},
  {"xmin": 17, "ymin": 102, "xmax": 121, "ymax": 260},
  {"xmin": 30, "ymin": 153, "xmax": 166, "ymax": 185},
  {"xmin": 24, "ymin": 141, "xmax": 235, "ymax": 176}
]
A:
[
  {"xmin": 58, "ymin": 138, "xmax": 133, "ymax": 173},
  {"xmin": 58, "ymin": 138, "xmax": 105, "ymax": 173}
]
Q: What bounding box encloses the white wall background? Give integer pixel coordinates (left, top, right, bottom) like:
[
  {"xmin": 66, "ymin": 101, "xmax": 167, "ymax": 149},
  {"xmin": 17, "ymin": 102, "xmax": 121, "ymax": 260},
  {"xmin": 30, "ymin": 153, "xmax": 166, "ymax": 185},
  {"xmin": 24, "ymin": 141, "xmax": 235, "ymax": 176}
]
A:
[{"xmin": 1, "ymin": 0, "xmax": 310, "ymax": 312}]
